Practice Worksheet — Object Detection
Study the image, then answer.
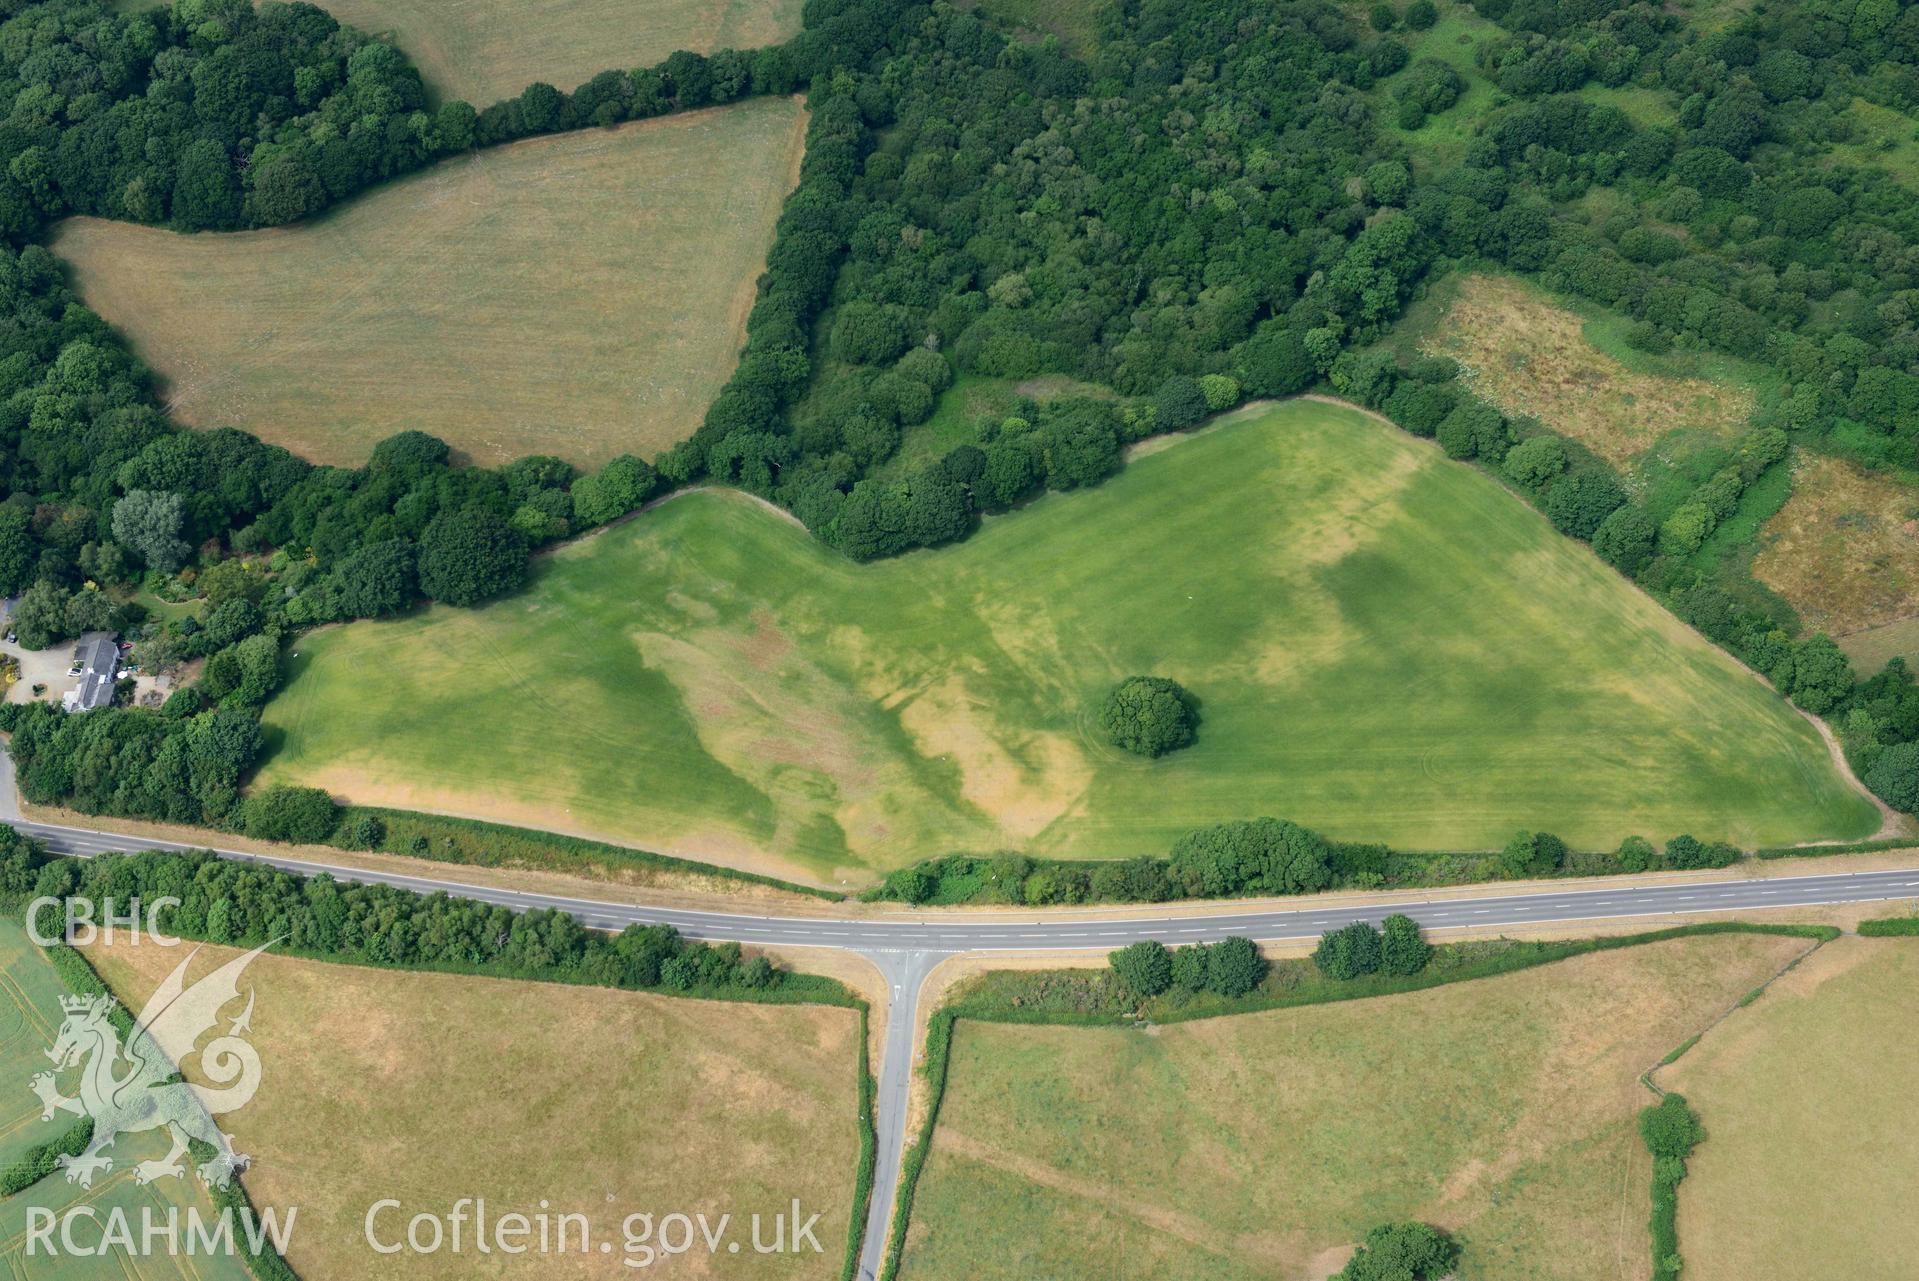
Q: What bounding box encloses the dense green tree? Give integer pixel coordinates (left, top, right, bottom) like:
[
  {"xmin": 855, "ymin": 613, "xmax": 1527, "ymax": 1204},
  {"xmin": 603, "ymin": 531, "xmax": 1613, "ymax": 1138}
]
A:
[
  {"xmin": 62, "ymin": 590, "xmax": 117, "ymax": 636},
  {"xmin": 111, "ymin": 490, "xmax": 192, "ymax": 574},
  {"xmin": 0, "ymin": 506, "xmax": 34, "ymax": 595},
  {"xmin": 244, "ymin": 152, "xmax": 328, "ymax": 226},
  {"xmin": 1334, "ymin": 1223, "xmax": 1459, "ymax": 1281},
  {"xmin": 1592, "ymin": 505, "xmax": 1657, "ymax": 575},
  {"xmin": 242, "ymin": 785, "xmax": 340, "ymax": 844},
  {"xmin": 10, "ymin": 581, "xmax": 69, "ymax": 651},
  {"xmin": 1314, "ymin": 921, "xmax": 1384, "ymax": 980},
  {"xmin": 1435, "ymin": 401, "xmax": 1507, "ymax": 461},
  {"xmin": 1169, "ymin": 943, "xmax": 1209, "ymax": 990},
  {"xmin": 1865, "ymin": 742, "xmax": 1919, "ymax": 812},
  {"xmin": 1379, "ymin": 914, "xmax": 1432, "ymax": 975},
  {"xmin": 1543, "ymin": 471, "xmax": 1627, "ymax": 541},
  {"xmin": 1109, "ymin": 940, "xmax": 1173, "ymax": 996},
  {"xmin": 569, "ymin": 455, "xmax": 659, "ymax": 526},
  {"xmin": 1169, "ymin": 818, "xmax": 1334, "ymax": 898},
  {"xmin": 1235, "ymin": 327, "xmax": 1315, "ymax": 398},
  {"xmin": 1639, "ymin": 1093, "xmax": 1702, "ymax": 1160},
  {"xmin": 1499, "ymin": 830, "xmax": 1566, "ymax": 878},
  {"xmin": 1503, "ymin": 435, "xmax": 1567, "ymax": 488},
  {"xmin": 1154, "ymin": 376, "xmax": 1210, "ymax": 431},
  {"xmin": 416, "ymin": 508, "xmax": 528, "ymax": 607},
  {"xmin": 830, "ymin": 302, "xmax": 912, "ymax": 365},
  {"xmin": 1037, "ymin": 403, "xmax": 1123, "ymax": 491},
  {"xmin": 334, "ymin": 540, "xmax": 418, "ymax": 618},
  {"xmin": 1660, "ymin": 834, "xmax": 1736, "ymax": 870},
  {"xmin": 1782, "ymin": 635, "xmax": 1853, "ymax": 714},
  {"xmin": 1100, "ymin": 676, "xmax": 1197, "ymax": 758},
  {"xmin": 172, "ymin": 139, "xmax": 242, "ymax": 229},
  {"xmin": 1205, "ymin": 936, "xmax": 1266, "ymax": 996}
]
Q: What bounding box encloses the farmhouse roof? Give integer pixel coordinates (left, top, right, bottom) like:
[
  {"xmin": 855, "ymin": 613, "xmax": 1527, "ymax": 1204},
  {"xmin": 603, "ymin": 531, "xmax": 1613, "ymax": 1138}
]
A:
[{"xmin": 66, "ymin": 635, "xmax": 119, "ymax": 713}]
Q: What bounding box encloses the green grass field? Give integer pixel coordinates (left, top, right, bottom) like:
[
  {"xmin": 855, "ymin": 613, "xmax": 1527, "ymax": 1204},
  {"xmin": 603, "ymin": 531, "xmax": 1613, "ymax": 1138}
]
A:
[
  {"xmin": 1371, "ymin": 1, "xmax": 1507, "ymax": 168},
  {"xmin": 111, "ymin": 0, "xmax": 803, "ymax": 105},
  {"xmin": 1838, "ymin": 615, "xmax": 1919, "ymax": 676},
  {"xmin": 868, "ymin": 373, "xmax": 1117, "ymax": 482},
  {"xmin": 52, "ymin": 97, "xmax": 807, "ymax": 470},
  {"xmin": 1664, "ymin": 937, "xmax": 1919, "ymax": 1281},
  {"xmin": 899, "ymin": 934, "xmax": 1812, "ymax": 1281},
  {"xmin": 0, "ymin": 920, "xmax": 254, "ymax": 1281},
  {"xmin": 962, "ymin": 0, "xmax": 1108, "ymax": 55},
  {"xmin": 256, "ymin": 400, "xmax": 1876, "ymax": 882}
]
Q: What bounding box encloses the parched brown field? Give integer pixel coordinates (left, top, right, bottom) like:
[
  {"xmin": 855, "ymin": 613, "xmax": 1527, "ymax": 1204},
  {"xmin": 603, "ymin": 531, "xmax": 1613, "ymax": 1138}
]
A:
[
  {"xmin": 1664, "ymin": 937, "xmax": 1919, "ymax": 1281},
  {"xmin": 1419, "ymin": 274, "xmax": 1754, "ymax": 466},
  {"xmin": 87, "ymin": 939, "xmax": 861, "ymax": 1279},
  {"xmin": 111, "ymin": 0, "xmax": 803, "ymax": 105},
  {"xmin": 1755, "ymin": 451, "xmax": 1919, "ymax": 637},
  {"xmin": 53, "ymin": 96, "xmax": 807, "ymax": 470},
  {"xmin": 900, "ymin": 934, "xmax": 1812, "ymax": 1281}
]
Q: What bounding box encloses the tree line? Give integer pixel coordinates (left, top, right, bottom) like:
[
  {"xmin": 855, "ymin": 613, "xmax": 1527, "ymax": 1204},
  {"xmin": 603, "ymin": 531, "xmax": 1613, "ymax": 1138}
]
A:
[
  {"xmin": 872, "ymin": 818, "xmax": 1748, "ymax": 908},
  {"xmin": 0, "ymin": 828, "xmax": 801, "ymax": 997}
]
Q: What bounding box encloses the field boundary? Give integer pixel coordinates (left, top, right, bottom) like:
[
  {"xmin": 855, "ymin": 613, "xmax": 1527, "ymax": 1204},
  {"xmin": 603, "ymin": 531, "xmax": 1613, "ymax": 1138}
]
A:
[
  {"xmin": 877, "ymin": 920, "xmax": 1836, "ymax": 1280},
  {"xmin": 841, "ymin": 1003, "xmax": 879, "ymax": 1281},
  {"xmin": 1632, "ymin": 928, "xmax": 1841, "ymax": 1281},
  {"xmin": 335, "ymin": 805, "xmax": 845, "ymax": 899},
  {"xmin": 1755, "ymin": 835, "xmax": 1917, "ymax": 859}
]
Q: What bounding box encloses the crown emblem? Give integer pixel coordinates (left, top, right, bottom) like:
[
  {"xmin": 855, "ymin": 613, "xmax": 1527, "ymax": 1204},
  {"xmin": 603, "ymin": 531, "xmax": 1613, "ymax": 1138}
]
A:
[{"xmin": 58, "ymin": 995, "xmax": 106, "ymax": 1014}]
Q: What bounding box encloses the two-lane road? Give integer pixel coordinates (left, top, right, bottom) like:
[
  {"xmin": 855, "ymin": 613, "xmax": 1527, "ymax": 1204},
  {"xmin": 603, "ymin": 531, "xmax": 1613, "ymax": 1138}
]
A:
[
  {"xmin": 16, "ymin": 814, "xmax": 1919, "ymax": 949},
  {"xmin": 5, "ymin": 752, "xmax": 1915, "ymax": 1279}
]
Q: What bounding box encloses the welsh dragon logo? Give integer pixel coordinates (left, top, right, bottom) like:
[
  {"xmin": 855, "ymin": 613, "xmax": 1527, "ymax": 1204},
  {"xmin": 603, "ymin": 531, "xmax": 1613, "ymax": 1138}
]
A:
[{"xmin": 30, "ymin": 943, "xmax": 271, "ymax": 1189}]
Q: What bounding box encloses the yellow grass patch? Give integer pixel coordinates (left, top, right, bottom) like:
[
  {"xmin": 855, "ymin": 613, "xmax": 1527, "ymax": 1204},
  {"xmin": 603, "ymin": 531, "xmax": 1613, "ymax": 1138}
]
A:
[
  {"xmin": 85, "ymin": 939, "xmax": 860, "ymax": 1279},
  {"xmin": 1420, "ymin": 275, "xmax": 1753, "ymax": 466},
  {"xmin": 903, "ymin": 933, "xmax": 1813, "ymax": 1281},
  {"xmin": 1663, "ymin": 937, "xmax": 1919, "ymax": 1281},
  {"xmin": 1754, "ymin": 451, "xmax": 1919, "ymax": 636},
  {"xmin": 307, "ymin": 0, "xmax": 804, "ymax": 104},
  {"xmin": 52, "ymin": 96, "xmax": 808, "ymax": 470}
]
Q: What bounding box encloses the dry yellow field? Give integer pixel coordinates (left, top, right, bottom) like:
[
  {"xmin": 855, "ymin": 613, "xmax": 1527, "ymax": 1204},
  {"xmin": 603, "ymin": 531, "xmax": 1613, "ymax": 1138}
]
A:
[
  {"xmin": 1755, "ymin": 451, "xmax": 1919, "ymax": 637},
  {"xmin": 1419, "ymin": 274, "xmax": 1754, "ymax": 466},
  {"xmin": 901, "ymin": 933, "xmax": 1813, "ymax": 1281},
  {"xmin": 112, "ymin": 0, "xmax": 804, "ymax": 105},
  {"xmin": 1664, "ymin": 937, "xmax": 1919, "ymax": 1281},
  {"xmin": 87, "ymin": 939, "xmax": 861, "ymax": 1280},
  {"xmin": 53, "ymin": 96, "xmax": 807, "ymax": 470}
]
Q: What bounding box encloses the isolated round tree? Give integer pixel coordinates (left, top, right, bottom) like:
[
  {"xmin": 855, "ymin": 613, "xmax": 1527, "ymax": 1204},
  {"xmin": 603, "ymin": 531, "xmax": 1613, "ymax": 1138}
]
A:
[{"xmin": 1100, "ymin": 676, "xmax": 1197, "ymax": 757}]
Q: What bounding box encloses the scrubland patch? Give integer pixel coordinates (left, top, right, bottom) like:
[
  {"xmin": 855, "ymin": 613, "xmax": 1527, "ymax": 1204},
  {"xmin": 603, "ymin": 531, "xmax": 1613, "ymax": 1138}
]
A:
[
  {"xmin": 1420, "ymin": 274, "xmax": 1753, "ymax": 466},
  {"xmin": 1755, "ymin": 451, "xmax": 1919, "ymax": 636}
]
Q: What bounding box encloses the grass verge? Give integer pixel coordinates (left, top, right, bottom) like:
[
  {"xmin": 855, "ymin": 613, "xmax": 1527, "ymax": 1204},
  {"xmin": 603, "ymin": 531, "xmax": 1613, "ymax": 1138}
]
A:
[{"xmin": 337, "ymin": 805, "xmax": 845, "ymax": 899}]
